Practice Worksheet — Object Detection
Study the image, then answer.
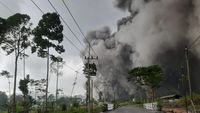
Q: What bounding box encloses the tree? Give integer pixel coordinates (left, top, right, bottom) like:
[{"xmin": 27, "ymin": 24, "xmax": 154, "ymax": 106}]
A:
[
  {"xmin": 32, "ymin": 12, "xmax": 65, "ymax": 112},
  {"xmin": 0, "ymin": 17, "xmax": 7, "ymax": 44},
  {"xmin": 48, "ymin": 94, "xmax": 55, "ymax": 110},
  {"xmin": 48, "ymin": 94, "xmax": 55, "ymax": 102},
  {"xmin": 29, "ymin": 79, "xmax": 46, "ymax": 111},
  {"xmin": 33, "ymin": 79, "xmax": 46, "ymax": 101},
  {"xmin": 50, "ymin": 56, "xmax": 65, "ymax": 103},
  {"xmin": 19, "ymin": 75, "xmax": 30, "ymax": 96},
  {"xmin": 128, "ymin": 65, "xmax": 163, "ymax": 101},
  {"xmin": 10, "ymin": 94, "xmax": 23, "ymax": 103},
  {"xmin": 0, "ymin": 70, "xmax": 13, "ymax": 97},
  {"xmin": 0, "ymin": 13, "xmax": 32, "ymax": 113},
  {"xmin": 0, "ymin": 91, "xmax": 8, "ymax": 112},
  {"xmin": 18, "ymin": 75, "xmax": 30, "ymax": 113}
]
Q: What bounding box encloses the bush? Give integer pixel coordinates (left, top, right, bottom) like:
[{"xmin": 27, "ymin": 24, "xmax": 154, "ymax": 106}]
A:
[
  {"xmin": 67, "ymin": 107, "xmax": 87, "ymax": 113},
  {"xmin": 62, "ymin": 104, "xmax": 67, "ymax": 111},
  {"xmin": 176, "ymin": 93, "xmax": 200, "ymax": 106},
  {"xmin": 16, "ymin": 102, "xmax": 22, "ymax": 113}
]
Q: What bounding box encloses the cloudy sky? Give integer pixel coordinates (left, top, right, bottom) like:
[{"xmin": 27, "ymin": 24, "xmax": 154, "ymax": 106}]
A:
[{"xmin": 0, "ymin": 0, "xmax": 128, "ymax": 97}]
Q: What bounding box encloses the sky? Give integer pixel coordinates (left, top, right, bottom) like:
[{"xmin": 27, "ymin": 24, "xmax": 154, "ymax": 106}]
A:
[{"xmin": 0, "ymin": 0, "xmax": 128, "ymax": 97}]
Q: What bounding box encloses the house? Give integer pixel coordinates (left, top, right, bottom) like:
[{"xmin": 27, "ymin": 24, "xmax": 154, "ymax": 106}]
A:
[{"xmin": 160, "ymin": 94, "xmax": 181, "ymax": 103}]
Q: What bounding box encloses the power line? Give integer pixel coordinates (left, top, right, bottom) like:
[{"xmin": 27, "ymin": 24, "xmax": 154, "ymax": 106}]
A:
[
  {"xmin": 48, "ymin": 0, "xmax": 85, "ymax": 48},
  {"xmin": 30, "ymin": 0, "xmax": 45, "ymax": 14},
  {"xmin": 62, "ymin": 0, "xmax": 98, "ymax": 57},
  {"xmin": 65, "ymin": 64, "xmax": 77, "ymax": 71},
  {"xmin": 29, "ymin": 0, "xmax": 82, "ymax": 53},
  {"xmin": 61, "ymin": 0, "xmax": 86, "ymax": 41},
  {"xmin": 63, "ymin": 34, "xmax": 82, "ymax": 53},
  {"xmin": 0, "ymin": 1, "xmax": 14, "ymax": 14},
  {"xmin": 30, "ymin": 0, "xmax": 84, "ymax": 80},
  {"xmin": 188, "ymin": 35, "xmax": 200, "ymax": 50},
  {"xmin": 65, "ymin": 64, "xmax": 83, "ymax": 74}
]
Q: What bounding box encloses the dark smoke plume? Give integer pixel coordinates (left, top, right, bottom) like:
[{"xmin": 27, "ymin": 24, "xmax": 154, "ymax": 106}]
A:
[{"xmin": 113, "ymin": 0, "xmax": 132, "ymax": 11}]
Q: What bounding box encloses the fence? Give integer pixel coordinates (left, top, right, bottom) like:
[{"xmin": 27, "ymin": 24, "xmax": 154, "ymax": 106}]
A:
[{"xmin": 143, "ymin": 102, "xmax": 158, "ymax": 110}]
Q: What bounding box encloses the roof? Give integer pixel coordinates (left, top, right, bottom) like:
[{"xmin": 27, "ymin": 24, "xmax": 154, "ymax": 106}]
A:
[{"xmin": 160, "ymin": 94, "xmax": 181, "ymax": 99}]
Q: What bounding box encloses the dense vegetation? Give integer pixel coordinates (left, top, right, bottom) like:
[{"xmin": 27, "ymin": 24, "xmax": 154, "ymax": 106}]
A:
[{"xmin": 0, "ymin": 12, "xmax": 66, "ymax": 113}]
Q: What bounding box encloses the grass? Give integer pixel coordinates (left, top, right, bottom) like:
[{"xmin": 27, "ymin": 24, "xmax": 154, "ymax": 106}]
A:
[
  {"xmin": 0, "ymin": 105, "xmax": 102, "ymax": 113},
  {"xmin": 175, "ymin": 93, "xmax": 200, "ymax": 107},
  {"xmin": 118, "ymin": 100, "xmax": 144, "ymax": 108},
  {"xmin": 0, "ymin": 106, "xmax": 101, "ymax": 113},
  {"xmin": 28, "ymin": 105, "xmax": 101, "ymax": 113}
]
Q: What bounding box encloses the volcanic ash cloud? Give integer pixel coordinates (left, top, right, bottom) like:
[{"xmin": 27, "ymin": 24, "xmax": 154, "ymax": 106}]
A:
[{"xmin": 83, "ymin": 0, "xmax": 200, "ymax": 99}]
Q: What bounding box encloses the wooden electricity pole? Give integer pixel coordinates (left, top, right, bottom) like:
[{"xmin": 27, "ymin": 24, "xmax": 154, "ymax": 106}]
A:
[
  {"xmin": 181, "ymin": 66, "xmax": 188, "ymax": 113},
  {"xmin": 185, "ymin": 46, "xmax": 192, "ymax": 100},
  {"xmin": 84, "ymin": 44, "xmax": 98, "ymax": 113}
]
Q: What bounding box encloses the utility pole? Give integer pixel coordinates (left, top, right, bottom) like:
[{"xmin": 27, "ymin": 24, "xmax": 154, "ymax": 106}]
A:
[
  {"xmin": 91, "ymin": 79, "xmax": 94, "ymax": 113},
  {"xmin": 181, "ymin": 66, "xmax": 188, "ymax": 113},
  {"xmin": 185, "ymin": 46, "xmax": 192, "ymax": 100},
  {"xmin": 84, "ymin": 44, "xmax": 98, "ymax": 113},
  {"xmin": 86, "ymin": 44, "xmax": 91, "ymax": 113}
]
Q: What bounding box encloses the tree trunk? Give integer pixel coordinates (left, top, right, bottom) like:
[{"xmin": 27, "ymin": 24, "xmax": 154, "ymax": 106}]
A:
[
  {"xmin": 152, "ymin": 88, "xmax": 155, "ymax": 102},
  {"xmin": 13, "ymin": 55, "xmax": 18, "ymax": 113},
  {"xmin": 45, "ymin": 47, "xmax": 50, "ymax": 113},
  {"xmin": 56, "ymin": 62, "xmax": 58, "ymax": 103}
]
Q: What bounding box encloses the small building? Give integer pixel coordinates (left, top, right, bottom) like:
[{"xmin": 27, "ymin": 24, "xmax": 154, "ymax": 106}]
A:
[{"xmin": 160, "ymin": 94, "xmax": 181, "ymax": 103}]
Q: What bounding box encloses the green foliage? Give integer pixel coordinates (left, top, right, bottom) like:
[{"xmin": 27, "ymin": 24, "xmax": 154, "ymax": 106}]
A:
[
  {"xmin": 30, "ymin": 79, "xmax": 46, "ymax": 100},
  {"xmin": 0, "ymin": 91, "xmax": 8, "ymax": 112},
  {"xmin": 50, "ymin": 55, "xmax": 63, "ymax": 62},
  {"xmin": 50, "ymin": 56, "xmax": 65, "ymax": 75},
  {"xmin": 6, "ymin": 13, "xmax": 30, "ymax": 29},
  {"xmin": 56, "ymin": 97, "xmax": 70, "ymax": 105},
  {"xmin": 128, "ymin": 65, "xmax": 163, "ymax": 88},
  {"xmin": 10, "ymin": 95, "xmax": 23, "ymax": 103},
  {"xmin": 32, "ymin": 12, "xmax": 65, "ymax": 58},
  {"xmin": 0, "ymin": 70, "xmax": 12, "ymax": 78},
  {"xmin": 72, "ymin": 101, "xmax": 79, "ymax": 108},
  {"xmin": 48, "ymin": 94, "xmax": 55, "ymax": 102},
  {"xmin": 176, "ymin": 93, "xmax": 200, "ymax": 106},
  {"xmin": 156, "ymin": 99, "xmax": 163, "ymax": 111},
  {"xmin": 0, "ymin": 17, "xmax": 7, "ymax": 44},
  {"xmin": 16, "ymin": 102, "xmax": 22, "ymax": 113},
  {"xmin": 61, "ymin": 104, "xmax": 67, "ymax": 111},
  {"xmin": 0, "ymin": 13, "xmax": 32, "ymax": 113},
  {"xmin": 93, "ymin": 106, "xmax": 102, "ymax": 113},
  {"xmin": 0, "ymin": 17, "xmax": 6, "ymax": 33},
  {"xmin": 18, "ymin": 75, "xmax": 37, "ymax": 113},
  {"xmin": 128, "ymin": 65, "xmax": 163, "ymax": 101},
  {"xmin": 18, "ymin": 75, "xmax": 30, "ymax": 96},
  {"xmin": 67, "ymin": 107, "xmax": 87, "ymax": 113},
  {"xmin": 1, "ymin": 13, "xmax": 32, "ymax": 56}
]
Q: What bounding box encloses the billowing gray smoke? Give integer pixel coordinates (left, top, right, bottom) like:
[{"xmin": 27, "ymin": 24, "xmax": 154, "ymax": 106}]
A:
[
  {"xmin": 83, "ymin": 0, "xmax": 200, "ymax": 100},
  {"xmin": 82, "ymin": 27, "xmax": 135, "ymax": 101}
]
